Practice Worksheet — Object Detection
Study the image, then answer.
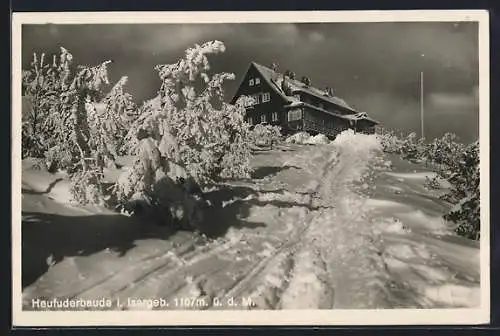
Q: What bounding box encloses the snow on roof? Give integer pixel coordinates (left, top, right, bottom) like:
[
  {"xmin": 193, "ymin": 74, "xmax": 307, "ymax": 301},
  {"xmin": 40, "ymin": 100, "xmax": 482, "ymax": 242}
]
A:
[
  {"xmin": 342, "ymin": 112, "xmax": 379, "ymax": 124},
  {"xmin": 251, "ymin": 62, "xmax": 379, "ymax": 125},
  {"xmin": 252, "ymin": 62, "xmax": 355, "ymax": 111},
  {"xmin": 287, "ymin": 78, "xmax": 353, "ymax": 110},
  {"xmin": 283, "ymin": 101, "xmax": 363, "ymax": 122},
  {"xmin": 286, "ymin": 101, "xmax": 303, "ymax": 108}
]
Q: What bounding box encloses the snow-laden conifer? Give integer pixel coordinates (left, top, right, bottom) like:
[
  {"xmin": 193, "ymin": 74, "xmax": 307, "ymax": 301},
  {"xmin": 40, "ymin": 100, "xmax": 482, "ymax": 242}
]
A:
[
  {"xmin": 114, "ymin": 41, "xmax": 252, "ymax": 229},
  {"xmin": 22, "ymin": 47, "xmax": 130, "ymax": 204}
]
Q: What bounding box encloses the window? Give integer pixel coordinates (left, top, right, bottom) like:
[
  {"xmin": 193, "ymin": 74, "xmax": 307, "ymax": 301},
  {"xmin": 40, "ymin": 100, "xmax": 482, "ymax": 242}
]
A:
[
  {"xmin": 243, "ymin": 97, "xmax": 253, "ymax": 107},
  {"xmin": 261, "ymin": 114, "xmax": 267, "ymax": 123},
  {"xmin": 249, "ymin": 78, "xmax": 255, "ymax": 86},
  {"xmin": 262, "ymin": 92, "xmax": 271, "ymax": 103},
  {"xmin": 253, "ymin": 94, "xmax": 260, "ymax": 104},
  {"xmin": 247, "ymin": 116, "xmax": 253, "ymax": 125},
  {"xmin": 255, "ymin": 77, "xmax": 261, "ymax": 85},
  {"xmin": 287, "ymin": 108, "xmax": 302, "ymax": 121},
  {"xmin": 272, "ymin": 112, "xmax": 279, "ymax": 122}
]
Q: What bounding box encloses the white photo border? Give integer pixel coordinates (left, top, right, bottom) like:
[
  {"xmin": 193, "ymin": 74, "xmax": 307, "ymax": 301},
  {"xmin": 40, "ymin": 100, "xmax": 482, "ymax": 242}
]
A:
[{"xmin": 11, "ymin": 10, "xmax": 490, "ymax": 326}]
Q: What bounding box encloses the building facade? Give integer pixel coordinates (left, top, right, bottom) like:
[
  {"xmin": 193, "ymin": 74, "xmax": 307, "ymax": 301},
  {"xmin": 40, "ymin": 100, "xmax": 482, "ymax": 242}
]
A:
[{"xmin": 230, "ymin": 62, "xmax": 379, "ymax": 138}]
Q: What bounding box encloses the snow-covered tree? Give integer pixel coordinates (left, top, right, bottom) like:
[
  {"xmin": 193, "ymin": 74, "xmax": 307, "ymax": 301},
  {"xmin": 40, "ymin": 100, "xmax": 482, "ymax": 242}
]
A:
[
  {"xmin": 377, "ymin": 129, "xmax": 426, "ymax": 161},
  {"xmin": 34, "ymin": 47, "xmax": 112, "ymax": 173},
  {"xmin": 377, "ymin": 129, "xmax": 479, "ymax": 240},
  {"xmin": 122, "ymin": 40, "xmax": 252, "ymax": 186},
  {"xmin": 22, "ymin": 47, "xmax": 127, "ymax": 204},
  {"xmin": 99, "ymin": 76, "xmax": 138, "ymax": 156},
  {"xmin": 444, "ymin": 141, "xmax": 480, "ymax": 240},
  {"xmin": 424, "ymin": 132, "xmax": 466, "ymax": 177},
  {"xmin": 114, "ymin": 41, "xmax": 252, "ymax": 230},
  {"xmin": 22, "ymin": 52, "xmax": 66, "ymax": 159},
  {"xmin": 378, "ymin": 129, "xmax": 480, "ymax": 240},
  {"xmin": 251, "ymin": 123, "xmax": 282, "ymax": 148},
  {"xmin": 399, "ymin": 132, "xmax": 420, "ymax": 161},
  {"xmin": 377, "ymin": 129, "xmax": 404, "ymax": 154}
]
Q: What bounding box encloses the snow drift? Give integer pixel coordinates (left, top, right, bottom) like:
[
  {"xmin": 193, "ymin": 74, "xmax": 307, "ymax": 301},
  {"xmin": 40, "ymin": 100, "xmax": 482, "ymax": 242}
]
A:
[
  {"xmin": 285, "ymin": 132, "xmax": 311, "ymax": 144},
  {"xmin": 285, "ymin": 132, "xmax": 330, "ymax": 145},
  {"xmin": 306, "ymin": 134, "xmax": 330, "ymax": 145},
  {"xmin": 21, "ymin": 130, "xmax": 480, "ymax": 311}
]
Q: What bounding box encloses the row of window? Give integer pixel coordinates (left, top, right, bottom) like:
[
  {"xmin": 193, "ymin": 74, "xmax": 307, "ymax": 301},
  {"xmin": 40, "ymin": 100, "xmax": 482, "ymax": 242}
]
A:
[
  {"xmin": 248, "ymin": 109, "xmax": 346, "ymax": 125},
  {"xmin": 247, "ymin": 112, "xmax": 279, "ymax": 125},
  {"xmin": 249, "ymin": 77, "xmax": 261, "ymax": 86},
  {"xmin": 306, "ymin": 118, "xmax": 336, "ymax": 129},
  {"xmin": 245, "ymin": 92, "xmax": 271, "ymax": 106}
]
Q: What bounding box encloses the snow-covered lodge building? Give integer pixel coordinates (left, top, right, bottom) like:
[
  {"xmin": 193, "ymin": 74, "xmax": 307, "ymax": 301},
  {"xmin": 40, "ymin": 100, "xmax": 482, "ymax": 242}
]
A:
[{"xmin": 231, "ymin": 62, "xmax": 379, "ymax": 138}]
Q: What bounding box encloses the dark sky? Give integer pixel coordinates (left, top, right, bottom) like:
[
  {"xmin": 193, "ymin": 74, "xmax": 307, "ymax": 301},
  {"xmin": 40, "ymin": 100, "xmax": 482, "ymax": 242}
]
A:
[{"xmin": 22, "ymin": 22, "xmax": 479, "ymax": 143}]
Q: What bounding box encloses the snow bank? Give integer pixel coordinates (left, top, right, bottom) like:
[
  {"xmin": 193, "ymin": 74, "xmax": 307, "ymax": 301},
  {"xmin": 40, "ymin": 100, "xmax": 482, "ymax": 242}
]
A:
[
  {"xmin": 286, "ymin": 129, "xmax": 382, "ymax": 147},
  {"xmin": 285, "ymin": 132, "xmax": 330, "ymax": 145},
  {"xmin": 365, "ymin": 198, "xmax": 407, "ymax": 210},
  {"xmin": 373, "ymin": 217, "xmax": 411, "ymax": 235},
  {"xmin": 22, "ymin": 162, "xmax": 73, "ymax": 204},
  {"xmin": 424, "ymin": 284, "xmax": 480, "ymax": 307},
  {"xmin": 396, "ymin": 209, "xmax": 450, "ymax": 236},
  {"xmin": 305, "ymin": 134, "xmax": 330, "ymax": 145},
  {"xmin": 386, "ymin": 171, "xmax": 437, "ymax": 180},
  {"xmin": 328, "ymin": 130, "xmax": 382, "ymax": 184},
  {"xmin": 332, "ymin": 129, "xmax": 382, "ymax": 153},
  {"xmin": 285, "ymin": 132, "xmax": 311, "ymax": 144}
]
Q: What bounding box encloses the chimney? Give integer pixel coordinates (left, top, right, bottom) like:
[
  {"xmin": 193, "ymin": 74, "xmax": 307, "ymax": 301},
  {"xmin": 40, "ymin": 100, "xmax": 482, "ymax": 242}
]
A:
[
  {"xmin": 324, "ymin": 87, "xmax": 334, "ymax": 97},
  {"xmin": 300, "ymin": 76, "xmax": 311, "ymax": 87},
  {"xmin": 281, "ymin": 74, "xmax": 292, "ymax": 96},
  {"xmin": 284, "ymin": 70, "xmax": 296, "ymax": 80},
  {"xmin": 270, "ymin": 62, "xmax": 280, "ymax": 73}
]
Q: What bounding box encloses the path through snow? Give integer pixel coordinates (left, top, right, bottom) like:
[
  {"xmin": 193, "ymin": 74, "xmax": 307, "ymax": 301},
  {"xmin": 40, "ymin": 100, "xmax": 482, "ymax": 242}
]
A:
[{"xmin": 21, "ymin": 133, "xmax": 480, "ymax": 310}]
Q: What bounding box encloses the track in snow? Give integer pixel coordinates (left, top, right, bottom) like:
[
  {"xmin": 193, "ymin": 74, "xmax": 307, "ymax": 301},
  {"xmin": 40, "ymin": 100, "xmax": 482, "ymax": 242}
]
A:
[{"xmin": 22, "ymin": 136, "xmax": 480, "ymax": 310}]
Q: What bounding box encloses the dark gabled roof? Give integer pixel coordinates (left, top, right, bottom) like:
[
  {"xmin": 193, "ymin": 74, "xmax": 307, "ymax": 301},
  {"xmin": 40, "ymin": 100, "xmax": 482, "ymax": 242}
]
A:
[{"xmin": 251, "ymin": 62, "xmax": 355, "ymax": 111}]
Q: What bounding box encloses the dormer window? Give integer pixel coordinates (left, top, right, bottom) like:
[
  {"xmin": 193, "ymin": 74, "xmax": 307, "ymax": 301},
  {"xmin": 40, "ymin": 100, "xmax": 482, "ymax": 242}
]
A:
[
  {"xmin": 255, "ymin": 78, "xmax": 261, "ymax": 85},
  {"xmin": 249, "ymin": 79, "xmax": 255, "ymax": 86}
]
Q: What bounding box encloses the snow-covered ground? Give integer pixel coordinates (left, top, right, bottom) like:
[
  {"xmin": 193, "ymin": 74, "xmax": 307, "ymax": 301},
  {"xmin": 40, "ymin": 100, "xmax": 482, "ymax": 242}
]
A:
[{"xmin": 21, "ymin": 131, "xmax": 480, "ymax": 310}]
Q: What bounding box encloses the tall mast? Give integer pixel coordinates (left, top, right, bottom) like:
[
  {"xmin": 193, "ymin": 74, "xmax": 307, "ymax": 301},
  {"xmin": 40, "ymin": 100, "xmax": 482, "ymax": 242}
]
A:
[{"xmin": 420, "ymin": 71, "xmax": 424, "ymax": 139}]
